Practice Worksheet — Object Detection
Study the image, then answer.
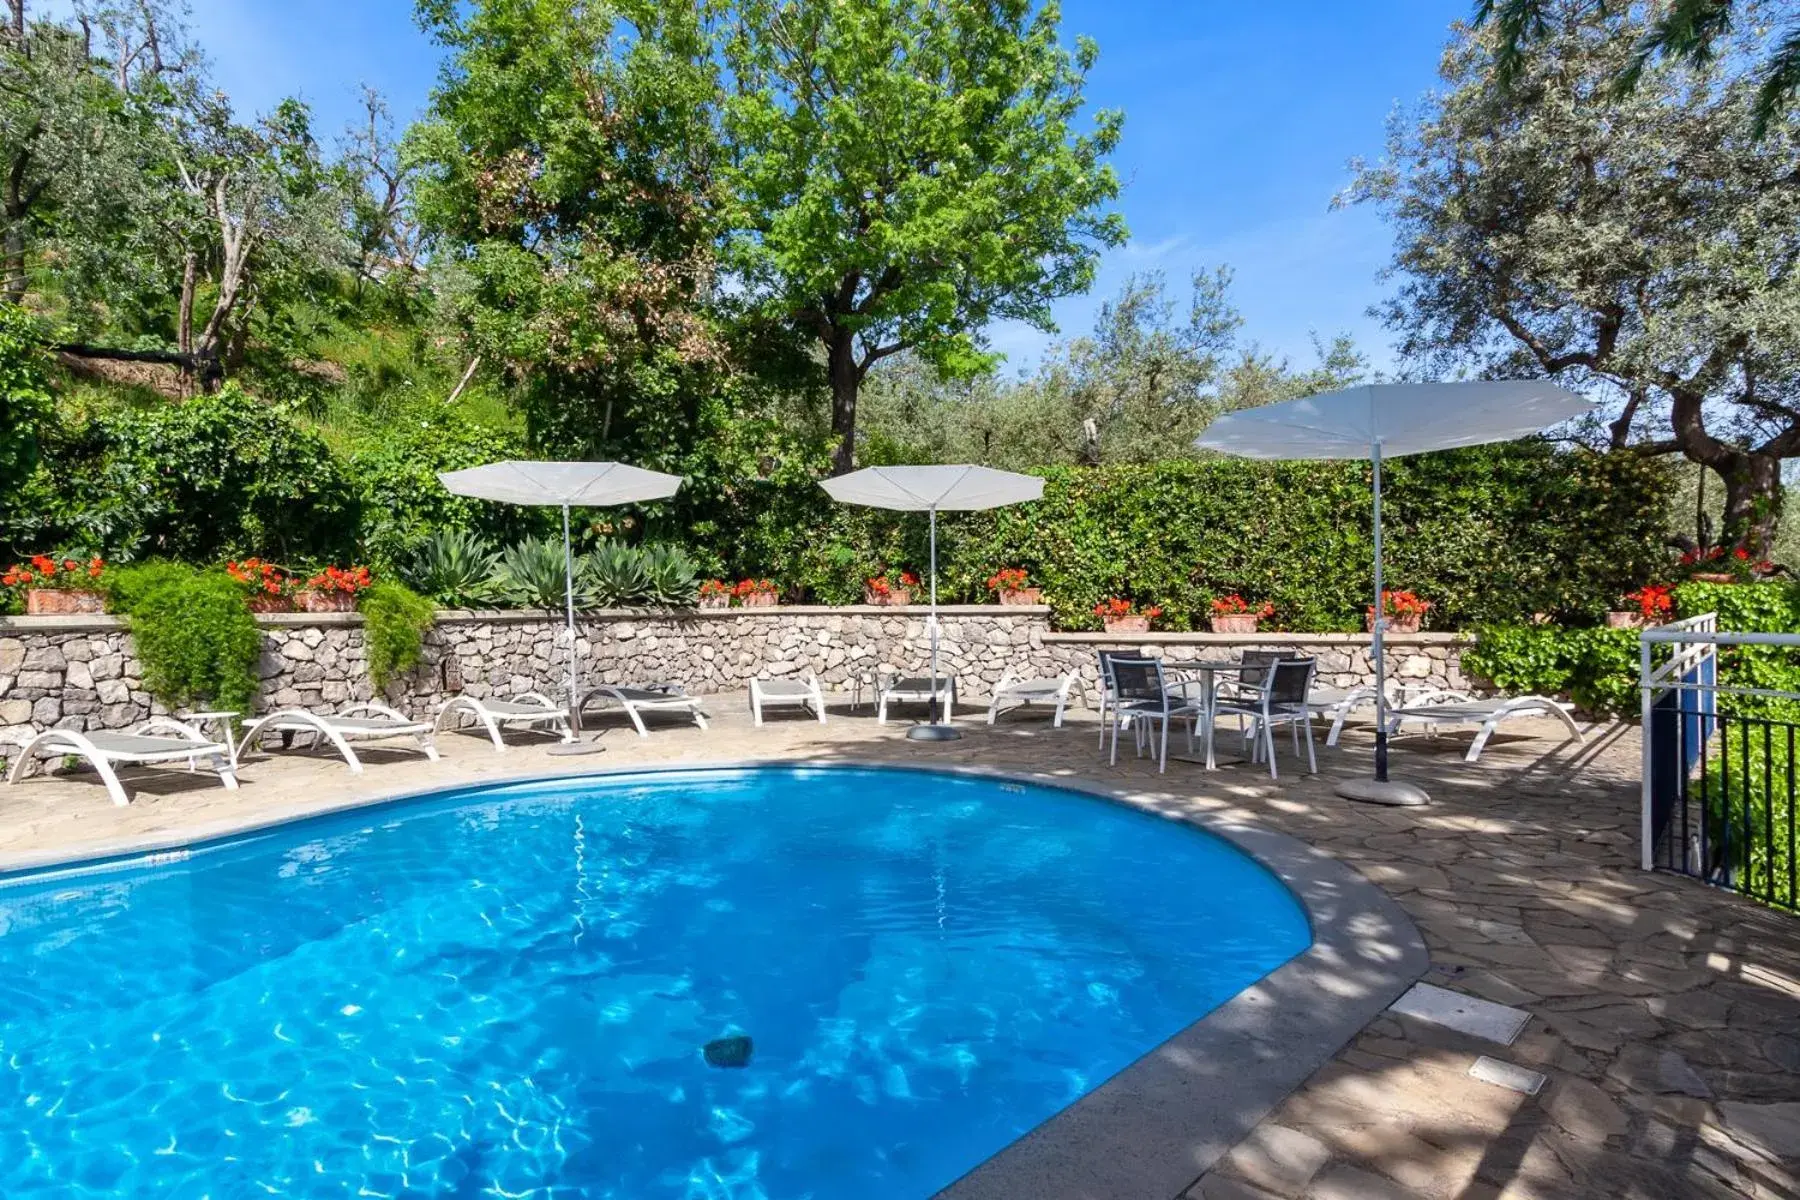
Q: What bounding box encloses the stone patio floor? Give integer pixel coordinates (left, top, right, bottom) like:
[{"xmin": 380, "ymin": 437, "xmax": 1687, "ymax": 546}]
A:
[{"xmin": 2, "ymin": 696, "xmax": 1797, "ymax": 1200}]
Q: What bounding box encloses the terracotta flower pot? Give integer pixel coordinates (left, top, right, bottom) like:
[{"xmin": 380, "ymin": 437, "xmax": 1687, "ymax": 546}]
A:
[
  {"xmin": 997, "ymin": 587, "xmax": 1042, "ymax": 606},
  {"xmin": 1369, "ymin": 611, "xmax": 1423, "ymax": 634},
  {"xmin": 1209, "ymin": 614, "xmax": 1260, "ymax": 634},
  {"xmin": 1605, "ymin": 610, "xmax": 1645, "ymax": 629},
  {"xmin": 1690, "ymin": 572, "xmax": 1735, "ymax": 585},
  {"xmin": 245, "ymin": 594, "xmax": 295, "ymax": 613},
  {"xmin": 25, "ymin": 588, "xmax": 104, "ymax": 615},
  {"xmin": 865, "ymin": 588, "xmax": 911, "ymax": 607},
  {"xmin": 698, "ymin": 594, "xmax": 730, "ymax": 610},
  {"xmin": 1101, "ymin": 615, "xmax": 1151, "ymax": 634},
  {"xmin": 737, "ymin": 591, "xmax": 779, "ymax": 608},
  {"xmin": 293, "ymin": 589, "xmax": 356, "ymax": 613}
]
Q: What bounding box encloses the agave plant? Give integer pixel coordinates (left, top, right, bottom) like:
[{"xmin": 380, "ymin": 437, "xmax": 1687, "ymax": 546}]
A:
[
  {"xmin": 497, "ymin": 536, "xmax": 585, "ymax": 609},
  {"xmin": 402, "ymin": 529, "xmax": 501, "ymax": 607},
  {"xmin": 638, "ymin": 544, "xmax": 700, "ymax": 608},
  {"xmin": 581, "ymin": 540, "xmax": 651, "ymax": 608}
]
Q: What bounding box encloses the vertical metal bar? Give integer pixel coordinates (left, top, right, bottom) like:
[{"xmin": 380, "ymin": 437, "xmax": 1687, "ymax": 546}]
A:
[
  {"xmin": 1788, "ymin": 723, "xmax": 1796, "ymax": 910},
  {"xmin": 1640, "ymin": 630, "xmax": 1654, "ymax": 871},
  {"xmin": 562, "ymin": 503, "xmax": 578, "ymax": 715},
  {"xmin": 928, "ymin": 505, "xmax": 941, "ymax": 725},
  {"xmin": 1371, "ymin": 439, "xmax": 1388, "ymax": 783},
  {"xmin": 1763, "ymin": 720, "xmax": 1774, "ymax": 902},
  {"xmin": 1739, "ymin": 717, "xmax": 1752, "ymax": 893},
  {"xmin": 1675, "ymin": 689, "xmax": 1689, "ymax": 873},
  {"xmin": 1702, "ymin": 714, "xmax": 1715, "ymax": 883}
]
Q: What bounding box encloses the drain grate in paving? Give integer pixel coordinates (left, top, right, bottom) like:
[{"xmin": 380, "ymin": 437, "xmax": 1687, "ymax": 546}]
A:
[
  {"xmin": 1469, "ymin": 1055, "xmax": 1546, "ymax": 1095},
  {"xmin": 1389, "ymin": 981, "xmax": 1530, "ymax": 1045}
]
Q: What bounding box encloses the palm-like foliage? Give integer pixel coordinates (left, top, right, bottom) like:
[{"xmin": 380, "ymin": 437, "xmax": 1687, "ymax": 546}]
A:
[
  {"xmin": 581, "ymin": 541, "xmax": 651, "ymax": 608},
  {"xmin": 497, "ymin": 536, "xmax": 585, "ymax": 609},
  {"xmin": 403, "ymin": 529, "xmax": 501, "ymax": 607},
  {"xmin": 638, "ymin": 544, "xmax": 700, "ymax": 608}
]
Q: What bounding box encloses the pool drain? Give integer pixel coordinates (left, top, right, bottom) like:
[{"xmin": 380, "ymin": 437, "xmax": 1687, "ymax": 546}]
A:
[{"xmin": 703, "ymin": 1035, "xmax": 753, "ymax": 1068}]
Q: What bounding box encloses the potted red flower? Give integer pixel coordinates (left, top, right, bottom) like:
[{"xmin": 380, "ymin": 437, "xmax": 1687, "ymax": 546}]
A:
[
  {"xmin": 1608, "ymin": 584, "xmax": 1673, "ymax": 629},
  {"xmin": 5, "ymin": 555, "xmax": 106, "ymax": 615},
  {"xmin": 1368, "ymin": 589, "xmax": 1431, "ymax": 634},
  {"xmin": 1094, "ymin": 597, "xmax": 1162, "ymax": 634},
  {"xmin": 226, "ymin": 558, "xmax": 296, "ymax": 612},
  {"xmin": 295, "ymin": 565, "xmax": 373, "ymax": 613},
  {"xmin": 1679, "ymin": 545, "xmax": 1776, "ymax": 584},
  {"xmin": 864, "ymin": 569, "xmax": 918, "ymax": 606},
  {"xmin": 733, "ymin": 578, "xmax": 780, "ymax": 608},
  {"xmin": 1208, "ymin": 594, "xmax": 1274, "ymax": 634},
  {"xmin": 985, "ymin": 567, "xmax": 1041, "ymax": 606},
  {"xmin": 698, "ymin": 579, "xmax": 732, "ymax": 610}
]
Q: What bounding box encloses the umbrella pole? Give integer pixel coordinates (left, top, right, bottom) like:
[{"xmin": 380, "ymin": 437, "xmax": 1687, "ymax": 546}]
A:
[
  {"xmin": 1371, "ymin": 444, "xmax": 1388, "ymax": 781},
  {"xmin": 563, "ymin": 503, "xmax": 578, "ymax": 713},
  {"xmin": 908, "ymin": 504, "xmax": 960, "ymax": 742},
  {"xmin": 1335, "ymin": 439, "xmax": 1428, "ymax": 806}
]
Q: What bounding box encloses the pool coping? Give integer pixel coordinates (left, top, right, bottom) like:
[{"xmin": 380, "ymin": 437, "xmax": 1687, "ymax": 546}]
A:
[{"xmin": 0, "ymin": 758, "xmax": 1429, "ymax": 1200}]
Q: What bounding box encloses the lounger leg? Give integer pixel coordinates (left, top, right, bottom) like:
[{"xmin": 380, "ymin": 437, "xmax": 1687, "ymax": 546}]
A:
[
  {"xmin": 212, "ymin": 754, "xmax": 240, "ymax": 790},
  {"xmin": 812, "ymin": 683, "xmax": 827, "ymax": 724},
  {"xmin": 474, "ymin": 709, "xmax": 507, "ymax": 753},
  {"xmin": 877, "ymin": 695, "xmax": 890, "ymax": 725},
  {"xmin": 554, "ymin": 714, "xmax": 575, "ymax": 744},
  {"xmin": 751, "ymin": 689, "xmax": 764, "ymax": 727},
  {"xmin": 690, "ymin": 707, "xmax": 709, "ymax": 731},
  {"xmin": 1466, "ymin": 718, "xmax": 1499, "ymax": 762},
  {"xmin": 90, "ymin": 755, "xmax": 131, "ymax": 807},
  {"xmin": 624, "ymin": 703, "xmax": 651, "ymax": 738},
  {"xmin": 1052, "ymin": 691, "xmax": 1068, "ymax": 729},
  {"xmin": 417, "ymin": 732, "xmax": 440, "ymax": 762}
]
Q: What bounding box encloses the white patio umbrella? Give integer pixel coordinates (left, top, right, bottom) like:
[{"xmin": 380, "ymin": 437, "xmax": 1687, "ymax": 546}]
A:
[
  {"xmin": 438, "ymin": 461, "xmax": 684, "ymax": 716},
  {"xmin": 1196, "ymin": 381, "xmax": 1593, "ymax": 805},
  {"xmin": 821, "ymin": 465, "xmax": 1044, "ymax": 741}
]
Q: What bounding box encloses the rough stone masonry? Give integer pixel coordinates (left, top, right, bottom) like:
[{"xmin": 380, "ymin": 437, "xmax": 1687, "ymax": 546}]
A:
[{"xmin": 0, "ymin": 606, "xmax": 1475, "ymax": 757}]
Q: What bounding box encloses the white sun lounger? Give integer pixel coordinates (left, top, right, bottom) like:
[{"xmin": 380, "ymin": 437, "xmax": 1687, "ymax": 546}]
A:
[
  {"xmin": 876, "ymin": 672, "xmax": 955, "ymax": 724},
  {"xmin": 435, "ymin": 692, "xmax": 574, "ymax": 751},
  {"xmin": 5, "ymin": 717, "xmax": 238, "ymax": 807},
  {"xmin": 239, "ymin": 702, "xmax": 439, "ymax": 773},
  {"xmin": 579, "ymin": 684, "xmax": 709, "ymax": 737},
  {"xmin": 749, "ymin": 672, "xmax": 827, "ymax": 726},
  {"xmin": 1382, "ymin": 691, "xmax": 1584, "ymax": 762},
  {"xmin": 986, "ymin": 668, "xmax": 1080, "ymax": 727}
]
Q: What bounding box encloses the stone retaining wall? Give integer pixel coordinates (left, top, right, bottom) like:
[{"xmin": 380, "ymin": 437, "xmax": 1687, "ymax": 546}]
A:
[{"xmin": 0, "ymin": 608, "xmax": 1476, "ymax": 753}]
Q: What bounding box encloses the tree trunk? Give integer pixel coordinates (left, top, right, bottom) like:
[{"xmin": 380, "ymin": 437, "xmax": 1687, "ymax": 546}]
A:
[
  {"xmin": 827, "ymin": 329, "xmax": 859, "ymax": 475},
  {"xmin": 176, "ymin": 251, "xmax": 197, "ymax": 395},
  {"xmin": 1717, "ymin": 452, "xmax": 1784, "ymax": 556}
]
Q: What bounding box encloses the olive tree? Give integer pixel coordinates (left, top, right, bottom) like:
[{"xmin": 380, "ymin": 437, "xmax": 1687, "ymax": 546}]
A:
[{"xmin": 1343, "ymin": 8, "xmax": 1800, "ymax": 552}]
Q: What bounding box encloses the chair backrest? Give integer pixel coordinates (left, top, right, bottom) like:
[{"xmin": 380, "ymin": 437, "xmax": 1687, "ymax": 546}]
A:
[
  {"xmin": 1096, "ymin": 649, "xmax": 1133, "ymax": 695},
  {"xmin": 1267, "ymin": 658, "xmax": 1316, "ymax": 707},
  {"xmin": 1236, "ymin": 649, "xmax": 1282, "ymax": 691},
  {"xmin": 1108, "ymin": 657, "xmax": 1167, "ymax": 708}
]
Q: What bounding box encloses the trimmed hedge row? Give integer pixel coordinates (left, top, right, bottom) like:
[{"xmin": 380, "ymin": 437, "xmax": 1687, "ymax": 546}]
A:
[{"xmin": 700, "ymin": 442, "xmax": 1671, "ymax": 632}]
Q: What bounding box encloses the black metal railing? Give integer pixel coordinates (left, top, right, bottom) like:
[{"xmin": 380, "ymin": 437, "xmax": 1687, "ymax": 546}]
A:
[{"xmin": 1649, "ymin": 694, "xmax": 1799, "ymax": 911}]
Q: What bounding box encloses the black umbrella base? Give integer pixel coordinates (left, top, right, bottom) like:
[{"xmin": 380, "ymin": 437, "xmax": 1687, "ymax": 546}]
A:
[
  {"xmin": 907, "ymin": 724, "xmax": 963, "ymax": 742},
  {"xmin": 1335, "ymin": 776, "xmax": 1430, "ymax": 807}
]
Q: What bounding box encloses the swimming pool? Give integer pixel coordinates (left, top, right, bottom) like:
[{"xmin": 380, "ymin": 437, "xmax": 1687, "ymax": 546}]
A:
[{"xmin": 0, "ymin": 765, "xmax": 1312, "ymax": 1198}]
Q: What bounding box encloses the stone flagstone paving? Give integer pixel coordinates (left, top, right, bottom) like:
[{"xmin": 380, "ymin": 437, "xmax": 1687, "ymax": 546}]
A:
[{"xmin": 1, "ymin": 695, "xmax": 1797, "ymax": 1199}]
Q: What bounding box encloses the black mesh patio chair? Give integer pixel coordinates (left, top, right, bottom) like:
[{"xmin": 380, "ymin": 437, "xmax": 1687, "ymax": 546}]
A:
[
  {"xmin": 1214, "ymin": 657, "xmax": 1317, "ymax": 779},
  {"xmin": 1104, "ymin": 656, "xmax": 1202, "ymax": 773}
]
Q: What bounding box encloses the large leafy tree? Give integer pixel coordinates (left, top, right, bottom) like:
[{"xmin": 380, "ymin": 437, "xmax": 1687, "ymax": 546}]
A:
[
  {"xmin": 410, "ymin": 0, "xmax": 728, "ymax": 465},
  {"xmin": 1476, "ymin": 0, "xmax": 1800, "ymax": 133},
  {"xmin": 1343, "ymin": 7, "xmax": 1800, "ymax": 552},
  {"xmin": 719, "ymin": 0, "xmax": 1126, "ymax": 473}
]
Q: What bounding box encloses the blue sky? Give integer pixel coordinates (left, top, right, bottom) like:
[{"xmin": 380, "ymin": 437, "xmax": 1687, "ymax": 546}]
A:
[{"xmin": 169, "ymin": 0, "xmax": 1464, "ymax": 372}]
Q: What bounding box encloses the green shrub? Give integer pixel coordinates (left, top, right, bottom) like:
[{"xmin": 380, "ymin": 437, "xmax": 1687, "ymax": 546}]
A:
[
  {"xmin": 109, "ymin": 563, "xmax": 261, "ymax": 715},
  {"xmin": 497, "ymin": 536, "xmax": 578, "ymax": 609},
  {"xmin": 1463, "ymin": 625, "xmax": 1639, "ymax": 716},
  {"xmin": 582, "ymin": 541, "xmax": 650, "ymax": 608},
  {"xmin": 6, "ymin": 385, "xmax": 359, "ymax": 564},
  {"xmin": 359, "ymin": 582, "xmax": 437, "ymax": 692},
  {"xmin": 0, "ymin": 304, "xmax": 53, "ymax": 500}
]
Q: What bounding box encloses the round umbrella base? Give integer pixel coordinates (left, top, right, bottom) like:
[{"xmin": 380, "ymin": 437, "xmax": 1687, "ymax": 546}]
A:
[
  {"xmin": 1335, "ymin": 776, "xmax": 1430, "ymax": 807},
  {"xmin": 906, "ymin": 724, "xmax": 963, "ymax": 742},
  {"xmin": 546, "ymin": 741, "xmax": 608, "ymax": 757}
]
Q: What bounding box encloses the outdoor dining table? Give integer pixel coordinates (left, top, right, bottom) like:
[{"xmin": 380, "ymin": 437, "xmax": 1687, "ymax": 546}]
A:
[{"xmin": 1163, "ymin": 660, "xmax": 1243, "ymax": 770}]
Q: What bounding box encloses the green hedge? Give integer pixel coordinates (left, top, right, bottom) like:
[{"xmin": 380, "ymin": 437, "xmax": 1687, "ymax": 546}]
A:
[{"xmin": 715, "ymin": 442, "xmax": 1671, "ymax": 631}]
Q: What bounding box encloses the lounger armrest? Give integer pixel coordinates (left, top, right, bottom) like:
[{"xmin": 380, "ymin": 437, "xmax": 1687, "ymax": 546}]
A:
[
  {"xmin": 134, "ymin": 716, "xmax": 217, "ymax": 745},
  {"xmin": 342, "ymin": 700, "xmax": 412, "ymax": 723}
]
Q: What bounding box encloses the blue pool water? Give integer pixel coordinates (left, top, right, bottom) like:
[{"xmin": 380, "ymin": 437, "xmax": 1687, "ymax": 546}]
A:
[{"xmin": 0, "ymin": 766, "xmax": 1311, "ymax": 1198}]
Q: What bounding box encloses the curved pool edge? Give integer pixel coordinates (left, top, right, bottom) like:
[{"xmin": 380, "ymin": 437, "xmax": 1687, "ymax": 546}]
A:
[{"xmin": 0, "ymin": 758, "xmax": 1428, "ymax": 1200}]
